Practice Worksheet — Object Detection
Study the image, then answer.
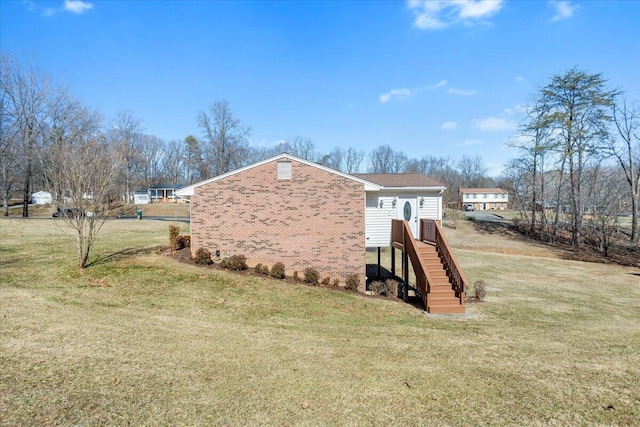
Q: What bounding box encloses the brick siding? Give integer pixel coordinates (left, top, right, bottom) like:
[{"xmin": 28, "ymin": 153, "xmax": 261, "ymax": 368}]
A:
[{"xmin": 190, "ymin": 159, "xmax": 366, "ymax": 284}]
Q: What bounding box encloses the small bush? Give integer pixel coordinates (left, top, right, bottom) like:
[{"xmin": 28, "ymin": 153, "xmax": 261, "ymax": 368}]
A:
[
  {"xmin": 292, "ymin": 271, "xmax": 300, "ymax": 282},
  {"xmin": 345, "ymin": 274, "xmax": 360, "ymax": 292},
  {"xmin": 194, "ymin": 247, "xmax": 213, "ymax": 265},
  {"xmin": 261, "ymin": 264, "xmax": 270, "ymax": 275},
  {"xmin": 169, "ymin": 225, "xmax": 180, "ymax": 251},
  {"xmin": 220, "ymin": 255, "xmax": 248, "ymax": 271},
  {"xmin": 176, "ymin": 235, "xmax": 190, "ymax": 249},
  {"xmin": 370, "ymin": 280, "xmax": 388, "ymax": 296},
  {"xmin": 331, "ymin": 278, "xmax": 340, "ymax": 289},
  {"xmin": 474, "ymin": 279, "xmax": 487, "ymax": 301},
  {"xmin": 270, "ymin": 262, "xmax": 286, "ymax": 279},
  {"xmin": 386, "ymin": 279, "xmax": 399, "ymax": 298},
  {"xmin": 304, "ymin": 268, "xmax": 320, "ymax": 285},
  {"xmin": 254, "ymin": 263, "xmax": 263, "ymax": 273},
  {"xmin": 321, "ymin": 276, "xmax": 331, "ymax": 287}
]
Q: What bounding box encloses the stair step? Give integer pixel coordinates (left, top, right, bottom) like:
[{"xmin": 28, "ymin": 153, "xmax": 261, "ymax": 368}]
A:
[
  {"xmin": 428, "ymin": 293, "xmax": 457, "ymax": 301},
  {"xmin": 427, "ymin": 304, "xmax": 466, "ymax": 314}
]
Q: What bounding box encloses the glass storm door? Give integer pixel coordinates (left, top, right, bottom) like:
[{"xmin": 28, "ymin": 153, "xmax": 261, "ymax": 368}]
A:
[{"xmin": 397, "ymin": 197, "xmax": 418, "ymax": 238}]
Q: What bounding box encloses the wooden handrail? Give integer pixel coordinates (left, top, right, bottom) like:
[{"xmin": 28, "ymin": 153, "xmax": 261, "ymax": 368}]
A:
[
  {"xmin": 421, "ymin": 219, "xmax": 467, "ymax": 304},
  {"xmin": 391, "ymin": 219, "xmax": 436, "ymax": 309}
]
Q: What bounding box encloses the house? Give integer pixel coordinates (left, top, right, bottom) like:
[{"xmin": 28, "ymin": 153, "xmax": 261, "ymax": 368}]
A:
[
  {"xmin": 31, "ymin": 191, "xmax": 52, "ymax": 205},
  {"xmin": 175, "ymin": 154, "xmax": 445, "ymax": 285},
  {"xmin": 459, "ymin": 188, "xmax": 509, "ymax": 211},
  {"xmin": 149, "ymin": 184, "xmax": 183, "ymax": 203},
  {"xmin": 133, "ymin": 190, "xmax": 150, "ymax": 205}
]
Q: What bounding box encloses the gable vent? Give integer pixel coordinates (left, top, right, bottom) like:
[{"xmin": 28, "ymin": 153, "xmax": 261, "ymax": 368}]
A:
[{"xmin": 277, "ymin": 161, "xmax": 292, "ymax": 180}]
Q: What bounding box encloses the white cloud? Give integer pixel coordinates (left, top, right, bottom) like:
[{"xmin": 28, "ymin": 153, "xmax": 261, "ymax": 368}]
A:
[
  {"xmin": 550, "ymin": 1, "xmax": 578, "ymax": 21},
  {"xmin": 472, "ymin": 116, "xmax": 516, "ymax": 131},
  {"xmin": 441, "ymin": 121, "xmax": 458, "ymax": 130},
  {"xmin": 64, "ymin": 0, "xmax": 94, "ymax": 14},
  {"xmin": 430, "ymin": 79, "xmax": 448, "ymax": 89},
  {"xmin": 448, "ymin": 87, "xmax": 478, "ymax": 96},
  {"xmin": 515, "ymin": 75, "xmax": 525, "ymax": 83},
  {"xmin": 408, "ymin": 0, "xmax": 504, "ymax": 30},
  {"xmin": 379, "ymin": 88, "xmax": 413, "ymax": 103},
  {"xmin": 457, "ymin": 139, "xmax": 483, "ymax": 146}
]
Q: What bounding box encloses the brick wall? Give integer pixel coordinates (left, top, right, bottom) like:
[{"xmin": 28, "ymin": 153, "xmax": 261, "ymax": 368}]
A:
[{"xmin": 190, "ymin": 158, "xmax": 366, "ymax": 284}]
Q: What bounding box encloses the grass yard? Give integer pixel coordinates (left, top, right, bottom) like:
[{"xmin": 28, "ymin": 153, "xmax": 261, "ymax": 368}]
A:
[{"xmin": 1, "ymin": 218, "xmax": 639, "ymax": 426}]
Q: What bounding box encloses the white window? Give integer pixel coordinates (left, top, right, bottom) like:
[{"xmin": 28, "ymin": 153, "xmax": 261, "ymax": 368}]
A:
[{"xmin": 277, "ymin": 161, "xmax": 292, "ymax": 180}]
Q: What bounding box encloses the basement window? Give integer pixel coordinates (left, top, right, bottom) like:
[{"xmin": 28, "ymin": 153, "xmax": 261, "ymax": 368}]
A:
[{"xmin": 277, "ymin": 161, "xmax": 292, "ymax": 180}]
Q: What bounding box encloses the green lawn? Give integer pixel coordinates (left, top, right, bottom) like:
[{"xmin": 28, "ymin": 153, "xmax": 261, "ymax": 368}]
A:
[{"xmin": 1, "ymin": 218, "xmax": 639, "ymax": 426}]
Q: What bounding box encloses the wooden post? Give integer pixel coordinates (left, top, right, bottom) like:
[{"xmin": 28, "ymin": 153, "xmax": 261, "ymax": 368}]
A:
[
  {"xmin": 377, "ymin": 247, "xmax": 381, "ymax": 277},
  {"xmin": 391, "ymin": 247, "xmax": 395, "ymax": 276},
  {"xmin": 403, "ymin": 249, "xmax": 409, "ymax": 302}
]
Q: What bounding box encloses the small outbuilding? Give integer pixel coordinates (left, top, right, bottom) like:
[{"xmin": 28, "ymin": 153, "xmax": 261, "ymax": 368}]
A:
[
  {"xmin": 31, "ymin": 191, "xmax": 52, "ymax": 205},
  {"xmin": 133, "ymin": 190, "xmax": 150, "ymax": 205}
]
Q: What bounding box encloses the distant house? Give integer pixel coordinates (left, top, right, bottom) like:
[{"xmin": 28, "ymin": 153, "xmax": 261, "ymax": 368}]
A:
[
  {"xmin": 133, "ymin": 190, "xmax": 150, "ymax": 205},
  {"xmin": 459, "ymin": 188, "xmax": 509, "ymax": 211},
  {"xmin": 149, "ymin": 184, "xmax": 184, "ymax": 203},
  {"xmin": 31, "ymin": 191, "xmax": 52, "ymax": 205}
]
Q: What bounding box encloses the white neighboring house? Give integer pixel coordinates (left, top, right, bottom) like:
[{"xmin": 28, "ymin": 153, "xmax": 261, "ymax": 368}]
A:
[
  {"xmin": 459, "ymin": 188, "xmax": 509, "ymax": 211},
  {"xmin": 31, "ymin": 191, "xmax": 52, "ymax": 205}
]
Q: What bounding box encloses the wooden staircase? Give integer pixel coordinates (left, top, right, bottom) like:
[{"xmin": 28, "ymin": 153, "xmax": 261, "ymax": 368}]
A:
[{"xmin": 391, "ymin": 219, "xmax": 466, "ymax": 314}]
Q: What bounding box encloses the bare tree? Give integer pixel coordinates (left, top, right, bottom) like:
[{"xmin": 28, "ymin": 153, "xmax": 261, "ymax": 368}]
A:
[
  {"xmin": 283, "ymin": 136, "xmax": 316, "ymax": 161},
  {"xmin": 0, "ymin": 87, "xmax": 19, "ymax": 215},
  {"xmin": 344, "ymin": 147, "xmax": 365, "ymax": 173},
  {"xmin": 42, "ymin": 104, "xmax": 124, "ymax": 269},
  {"xmin": 162, "ymin": 139, "xmax": 186, "ymax": 184},
  {"xmin": 198, "ymin": 100, "xmax": 250, "ymax": 176},
  {"xmin": 368, "ymin": 145, "xmax": 407, "ymax": 173},
  {"xmin": 610, "ymin": 97, "xmax": 640, "ymax": 244},
  {"xmin": 510, "ymin": 101, "xmax": 553, "ymax": 236},
  {"xmin": 583, "ymin": 167, "xmax": 627, "ymax": 256},
  {"xmin": 134, "ymin": 134, "xmax": 163, "ymax": 188},
  {"xmin": 458, "ymin": 155, "xmax": 490, "ymax": 188},
  {"xmin": 0, "ymin": 53, "xmax": 55, "ymax": 217},
  {"xmin": 109, "ymin": 110, "xmax": 143, "ymax": 202}
]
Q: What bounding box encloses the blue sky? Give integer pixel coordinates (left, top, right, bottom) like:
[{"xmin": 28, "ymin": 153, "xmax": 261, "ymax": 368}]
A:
[{"xmin": 2, "ymin": 0, "xmax": 639, "ymax": 175}]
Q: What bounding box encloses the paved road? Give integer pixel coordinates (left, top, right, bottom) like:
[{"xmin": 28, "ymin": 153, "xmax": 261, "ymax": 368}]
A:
[{"xmin": 462, "ymin": 211, "xmax": 511, "ymax": 223}]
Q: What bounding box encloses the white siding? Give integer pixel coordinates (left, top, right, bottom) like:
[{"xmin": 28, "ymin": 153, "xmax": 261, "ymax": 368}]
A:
[{"xmin": 365, "ymin": 190, "xmax": 442, "ymax": 247}]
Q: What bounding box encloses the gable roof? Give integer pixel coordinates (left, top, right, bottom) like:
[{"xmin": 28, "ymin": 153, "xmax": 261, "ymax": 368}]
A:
[
  {"xmin": 352, "ymin": 173, "xmax": 444, "ymax": 189},
  {"xmin": 459, "ymin": 187, "xmax": 508, "ymax": 194},
  {"xmin": 175, "ymin": 153, "xmax": 382, "ymax": 197}
]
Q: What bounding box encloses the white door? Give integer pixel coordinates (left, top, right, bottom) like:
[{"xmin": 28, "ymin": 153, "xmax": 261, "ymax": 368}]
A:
[{"xmin": 397, "ymin": 197, "xmax": 418, "ymax": 237}]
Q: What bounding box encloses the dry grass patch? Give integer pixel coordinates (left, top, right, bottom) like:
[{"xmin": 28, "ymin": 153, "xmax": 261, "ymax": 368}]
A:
[{"xmin": 1, "ymin": 218, "xmax": 639, "ymax": 426}]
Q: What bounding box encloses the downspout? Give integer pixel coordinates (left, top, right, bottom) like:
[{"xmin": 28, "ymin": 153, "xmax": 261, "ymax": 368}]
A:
[{"xmin": 438, "ymin": 190, "xmax": 444, "ymax": 221}]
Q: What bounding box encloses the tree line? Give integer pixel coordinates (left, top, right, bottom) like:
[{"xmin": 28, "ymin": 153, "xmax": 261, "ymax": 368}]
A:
[{"xmin": 505, "ymin": 67, "xmax": 639, "ymax": 252}]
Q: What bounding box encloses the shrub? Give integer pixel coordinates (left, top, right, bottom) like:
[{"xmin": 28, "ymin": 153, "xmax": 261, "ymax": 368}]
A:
[
  {"xmin": 254, "ymin": 263, "xmax": 263, "ymax": 274},
  {"xmin": 474, "ymin": 279, "xmax": 487, "ymax": 301},
  {"xmin": 386, "ymin": 279, "xmax": 399, "ymax": 298},
  {"xmin": 321, "ymin": 276, "xmax": 331, "ymax": 287},
  {"xmin": 331, "ymin": 278, "xmax": 340, "ymax": 289},
  {"xmin": 260, "ymin": 264, "xmax": 270, "ymax": 275},
  {"xmin": 292, "ymin": 271, "xmax": 300, "ymax": 282},
  {"xmin": 176, "ymin": 235, "xmax": 190, "ymax": 249},
  {"xmin": 169, "ymin": 225, "xmax": 180, "ymax": 251},
  {"xmin": 220, "ymin": 255, "xmax": 248, "ymax": 271},
  {"xmin": 194, "ymin": 247, "xmax": 213, "ymax": 265},
  {"xmin": 345, "ymin": 274, "xmax": 360, "ymax": 292},
  {"xmin": 370, "ymin": 280, "xmax": 388, "ymax": 296},
  {"xmin": 270, "ymin": 262, "xmax": 286, "ymax": 279},
  {"xmin": 304, "ymin": 268, "xmax": 320, "ymax": 285}
]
